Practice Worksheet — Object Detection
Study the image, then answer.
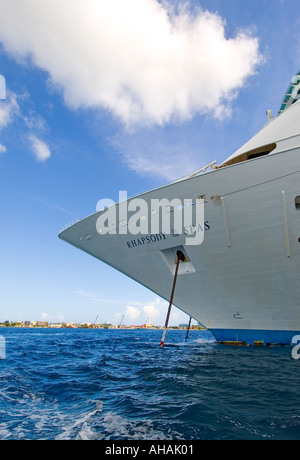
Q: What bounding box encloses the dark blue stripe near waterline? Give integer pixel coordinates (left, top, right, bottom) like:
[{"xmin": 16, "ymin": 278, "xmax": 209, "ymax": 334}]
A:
[{"xmin": 209, "ymin": 328, "xmax": 300, "ymax": 346}]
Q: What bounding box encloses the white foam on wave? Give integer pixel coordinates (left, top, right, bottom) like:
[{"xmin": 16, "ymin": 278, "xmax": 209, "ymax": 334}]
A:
[
  {"xmin": 194, "ymin": 337, "xmax": 216, "ymax": 344},
  {"xmin": 56, "ymin": 400, "xmax": 104, "ymax": 440},
  {"xmin": 75, "ymin": 410, "xmax": 176, "ymax": 441},
  {"xmin": 0, "ymin": 393, "xmax": 171, "ymax": 441}
]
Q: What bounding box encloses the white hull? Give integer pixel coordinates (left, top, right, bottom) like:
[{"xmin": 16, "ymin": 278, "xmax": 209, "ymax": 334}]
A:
[{"xmin": 59, "ymin": 72, "xmax": 300, "ymax": 346}]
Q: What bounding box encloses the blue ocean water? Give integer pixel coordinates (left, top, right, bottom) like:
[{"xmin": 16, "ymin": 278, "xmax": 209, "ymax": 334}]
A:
[{"xmin": 0, "ymin": 328, "xmax": 300, "ymax": 440}]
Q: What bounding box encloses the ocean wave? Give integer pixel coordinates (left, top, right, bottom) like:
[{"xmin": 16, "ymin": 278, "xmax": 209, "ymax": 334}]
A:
[{"xmin": 0, "ymin": 328, "xmax": 299, "ymax": 440}]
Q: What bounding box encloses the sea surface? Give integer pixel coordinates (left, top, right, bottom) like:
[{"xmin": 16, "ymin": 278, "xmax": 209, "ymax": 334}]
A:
[{"xmin": 0, "ymin": 328, "xmax": 300, "ymax": 440}]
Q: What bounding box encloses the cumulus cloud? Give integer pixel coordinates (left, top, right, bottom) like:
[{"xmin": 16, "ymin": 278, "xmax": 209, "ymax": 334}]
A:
[
  {"xmin": 28, "ymin": 134, "xmax": 51, "ymax": 162},
  {"xmin": 125, "ymin": 305, "xmax": 141, "ymax": 322},
  {"xmin": 0, "ymin": 92, "xmax": 19, "ymax": 153},
  {"xmin": 0, "ymin": 94, "xmax": 18, "ymax": 129},
  {"xmin": 125, "ymin": 298, "xmax": 169, "ymax": 323},
  {"xmin": 143, "ymin": 298, "xmax": 167, "ymax": 322},
  {"xmin": 0, "ymin": 90, "xmax": 51, "ymax": 161},
  {"xmin": 124, "ymin": 298, "xmax": 171, "ymax": 323},
  {"xmin": 0, "ymin": 0, "xmax": 261, "ymax": 127}
]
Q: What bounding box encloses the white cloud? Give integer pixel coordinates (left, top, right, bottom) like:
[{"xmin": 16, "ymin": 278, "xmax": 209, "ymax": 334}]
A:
[
  {"xmin": 124, "ymin": 298, "xmax": 170, "ymax": 324},
  {"xmin": 125, "ymin": 298, "xmax": 168, "ymax": 324},
  {"xmin": 143, "ymin": 298, "xmax": 167, "ymax": 322},
  {"xmin": 111, "ymin": 126, "xmax": 205, "ymax": 181},
  {"xmin": 0, "ymin": 93, "xmax": 19, "ymax": 130},
  {"xmin": 125, "ymin": 305, "xmax": 141, "ymax": 322},
  {"xmin": 28, "ymin": 134, "xmax": 51, "ymax": 162},
  {"xmin": 0, "ymin": 0, "xmax": 261, "ymax": 127},
  {"xmin": 0, "ymin": 92, "xmax": 20, "ymax": 153},
  {"xmin": 0, "ymin": 91, "xmax": 52, "ymax": 161}
]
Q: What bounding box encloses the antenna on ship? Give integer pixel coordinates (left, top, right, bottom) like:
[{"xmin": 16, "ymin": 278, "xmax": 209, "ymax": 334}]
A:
[
  {"xmin": 160, "ymin": 250, "xmax": 185, "ymax": 347},
  {"xmin": 266, "ymin": 109, "xmax": 273, "ymax": 121}
]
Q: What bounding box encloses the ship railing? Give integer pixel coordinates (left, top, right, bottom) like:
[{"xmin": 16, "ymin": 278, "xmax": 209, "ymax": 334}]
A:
[
  {"xmin": 172, "ymin": 161, "xmax": 222, "ymax": 183},
  {"xmin": 59, "ymin": 218, "xmax": 82, "ymax": 233},
  {"xmin": 59, "ymin": 161, "xmax": 222, "ymax": 234}
]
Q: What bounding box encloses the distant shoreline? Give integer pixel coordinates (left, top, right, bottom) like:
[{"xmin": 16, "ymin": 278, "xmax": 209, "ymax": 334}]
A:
[{"xmin": 0, "ymin": 323, "xmax": 205, "ymax": 331}]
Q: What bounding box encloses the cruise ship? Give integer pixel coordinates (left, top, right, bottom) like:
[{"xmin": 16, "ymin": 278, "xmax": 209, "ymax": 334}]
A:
[{"xmin": 59, "ymin": 70, "xmax": 300, "ymax": 346}]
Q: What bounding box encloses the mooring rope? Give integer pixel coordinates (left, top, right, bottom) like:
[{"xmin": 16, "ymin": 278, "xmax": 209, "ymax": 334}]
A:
[
  {"xmin": 160, "ymin": 250, "xmax": 185, "ymax": 347},
  {"xmin": 185, "ymin": 316, "xmax": 192, "ymax": 342}
]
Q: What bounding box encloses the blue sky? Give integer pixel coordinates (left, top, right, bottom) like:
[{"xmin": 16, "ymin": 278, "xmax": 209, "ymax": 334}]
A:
[{"xmin": 0, "ymin": 0, "xmax": 299, "ymax": 326}]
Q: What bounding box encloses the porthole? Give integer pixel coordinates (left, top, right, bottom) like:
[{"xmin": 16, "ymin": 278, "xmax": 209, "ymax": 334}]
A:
[{"xmin": 295, "ymin": 196, "xmax": 300, "ymax": 209}]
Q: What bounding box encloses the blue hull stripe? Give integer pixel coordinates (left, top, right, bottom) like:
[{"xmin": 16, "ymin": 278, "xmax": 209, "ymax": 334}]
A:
[{"xmin": 209, "ymin": 329, "xmax": 300, "ymax": 345}]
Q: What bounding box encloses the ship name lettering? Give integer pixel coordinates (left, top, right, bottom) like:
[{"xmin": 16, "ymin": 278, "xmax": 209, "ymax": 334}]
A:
[
  {"xmin": 184, "ymin": 221, "xmax": 210, "ymax": 235},
  {"xmin": 126, "ymin": 222, "xmax": 210, "ymax": 249},
  {"xmin": 127, "ymin": 233, "xmax": 166, "ymax": 249}
]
